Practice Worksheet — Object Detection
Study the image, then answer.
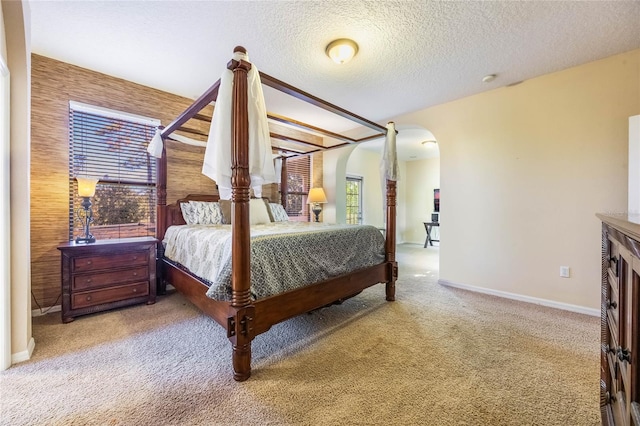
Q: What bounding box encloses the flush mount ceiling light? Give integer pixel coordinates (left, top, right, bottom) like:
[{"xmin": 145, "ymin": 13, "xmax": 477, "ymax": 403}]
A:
[
  {"xmin": 326, "ymin": 39, "xmax": 359, "ymax": 64},
  {"xmin": 482, "ymin": 74, "xmax": 497, "ymax": 83},
  {"xmin": 421, "ymin": 140, "xmax": 437, "ymax": 147}
]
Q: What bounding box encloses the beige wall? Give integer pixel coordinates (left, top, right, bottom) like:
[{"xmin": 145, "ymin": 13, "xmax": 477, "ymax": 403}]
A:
[
  {"xmin": 0, "ymin": 0, "xmax": 9, "ymax": 370},
  {"xmin": 3, "ymin": 0, "xmax": 32, "ymax": 363},
  {"xmin": 405, "ymin": 157, "xmax": 440, "ymax": 244},
  {"xmin": 325, "ymin": 144, "xmax": 406, "ymax": 242},
  {"xmin": 394, "ymin": 49, "xmax": 640, "ymax": 310},
  {"xmin": 346, "ymin": 147, "xmax": 385, "ymax": 227}
]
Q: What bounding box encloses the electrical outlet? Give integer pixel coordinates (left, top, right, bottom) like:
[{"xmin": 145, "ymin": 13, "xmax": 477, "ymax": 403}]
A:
[{"xmin": 560, "ymin": 266, "xmax": 570, "ymax": 278}]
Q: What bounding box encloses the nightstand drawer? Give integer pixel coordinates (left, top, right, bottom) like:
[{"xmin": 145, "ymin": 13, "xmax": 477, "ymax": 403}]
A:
[
  {"xmin": 73, "ymin": 251, "xmax": 148, "ymax": 272},
  {"xmin": 72, "ymin": 282, "xmax": 149, "ymax": 309},
  {"xmin": 72, "ymin": 266, "xmax": 149, "ymax": 291}
]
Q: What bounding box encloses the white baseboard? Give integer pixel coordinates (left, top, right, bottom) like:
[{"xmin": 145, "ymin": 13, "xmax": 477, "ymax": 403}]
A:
[
  {"xmin": 32, "ymin": 304, "xmax": 61, "ymax": 317},
  {"xmin": 11, "ymin": 337, "xmax": 35, "ymax": 364},
  {"xmin": 438, "ymin": 279, "xmax": 600, "ymax": 317}
]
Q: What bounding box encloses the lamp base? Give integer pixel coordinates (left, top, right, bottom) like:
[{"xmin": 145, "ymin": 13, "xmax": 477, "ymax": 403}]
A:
[
  {"xmin": 312, "ymin": 205, "xmax": 322, "ymax": 223},
  {"xmin": 75, "ymin": 235, "xmax": 96, "ymax": 244}
]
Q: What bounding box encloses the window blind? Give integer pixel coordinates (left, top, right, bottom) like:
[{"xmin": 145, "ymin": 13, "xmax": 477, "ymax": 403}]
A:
[
  {"xmin": 69, "ymin": 104, "xmax": 158, "ymax": 240},
  {"xmin": 282, "ymin": 155, "xmax": 310, "ymax": 221}
]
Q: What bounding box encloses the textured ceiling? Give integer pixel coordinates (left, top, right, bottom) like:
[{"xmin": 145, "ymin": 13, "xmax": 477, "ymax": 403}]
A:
[{"xmin": 28, "ymin": 0, "xmax": 640, "ymax": 161}]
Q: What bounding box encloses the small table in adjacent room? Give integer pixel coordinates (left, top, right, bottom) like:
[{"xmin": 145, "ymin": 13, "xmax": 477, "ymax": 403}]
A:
[{"xmin": 423, "ymin": 222, "xmax": 439, "ymax": 247}]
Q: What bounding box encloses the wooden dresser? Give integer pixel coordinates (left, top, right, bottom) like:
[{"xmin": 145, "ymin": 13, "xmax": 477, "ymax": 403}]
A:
[
  {"xmin": 598, "ymin": 214, "xmax": 640, "ymax": 425},
  {"xmin": 58, "ymin": 237, "xmax": 157, "ymax": 323}
]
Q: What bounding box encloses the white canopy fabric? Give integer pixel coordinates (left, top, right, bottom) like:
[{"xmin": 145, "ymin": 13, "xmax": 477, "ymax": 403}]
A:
[
  {"xmin": 380, "ymin": 121, "xmax": 399, "ymax": 222},
  {"xmin": 202, "ymin": 50, "xmax": 276, "ymax": 200},
  {"xmin": 147, "ymin": 129, "xmax": 208, "ymax": 158},
  {"xmin": 147, "ymin": 129, "xmax": 164, "ymax": 158},
  {"xmin": 381, "ymin": 121, "xmax": 399, "ymax": 182},
  {"xmin": 147, "ymin": 50, "xmax": 276, "ymax": 200}
]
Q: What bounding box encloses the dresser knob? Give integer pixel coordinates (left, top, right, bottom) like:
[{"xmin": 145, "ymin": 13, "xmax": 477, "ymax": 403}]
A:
[
  {"xmin": 86, "ymin": 260, "xmax": 92, "ymax": 265},
  {"xmin": 86, "ymin": 279, "xmax": 92, "ymax": 283},
  {"xmin": 133, "ymin": 272, "xmax": 137, "ymax": 276},
  {"xmin": 86, "ymin": 295, "xmax": 92, "ymax": 301},
  {"xmin": 132, "ymin": 288, "xmax": 137, "ymax": 293},
  {"xmin": 133, "ymin": 256, "xmax": 138, "ymax": 260}
]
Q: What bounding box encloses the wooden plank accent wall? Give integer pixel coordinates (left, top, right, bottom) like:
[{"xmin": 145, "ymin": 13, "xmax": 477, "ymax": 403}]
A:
[
  {"xmin": 31, "ymin": 54, "xmax": 323, "ymax": 309},
  {"xmin": 31, "ymin": 54, "xmax": 214, "ymax": 308}
]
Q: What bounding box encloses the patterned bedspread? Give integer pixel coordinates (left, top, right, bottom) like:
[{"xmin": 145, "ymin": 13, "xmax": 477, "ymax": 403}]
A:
[{"xmin": 163, "ymin": 222, "xmax": 386, "ymax": 301}]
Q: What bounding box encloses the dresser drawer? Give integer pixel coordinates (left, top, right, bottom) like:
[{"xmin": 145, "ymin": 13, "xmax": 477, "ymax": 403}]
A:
[
  {"xmin": 72, "ymin": 282, "xmax": 149, "ymax": 309},
  {"xmin": 73, "ymin": 250, "xmax": 148, "ymax": 273},
  {"xmin": 72, "ymin": 266, "xmax": 149, "ymax": 291}
]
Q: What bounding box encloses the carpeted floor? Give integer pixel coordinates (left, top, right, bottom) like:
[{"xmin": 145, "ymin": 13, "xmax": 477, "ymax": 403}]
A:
[{"xmin": 1, "ymin": 244, "xmax": 600, "ymax": 425}]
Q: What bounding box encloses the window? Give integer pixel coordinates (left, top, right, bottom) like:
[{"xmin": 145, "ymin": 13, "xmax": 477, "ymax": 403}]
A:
[
  {"xmin": 346, "ymin": 176, "xmax": 363, "ymax": 225},
  {"xmin": 69, "ymin": 102, "xmax": 159, "ymax": 240},
  {"xmin": 282, "ymin": 155, "xmax": 310, "ymax": 222}
]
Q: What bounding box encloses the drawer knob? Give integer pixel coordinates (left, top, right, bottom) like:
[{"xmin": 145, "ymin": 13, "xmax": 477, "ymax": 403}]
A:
[
  {"xmin": 86, "ymin": 295, "xmax": 92, "ymax": 301},
  {"xmin": 86, "ymin": 260, "xmax": 92, "ymax": 265},
  {"xmin": 133, "ymin": 272, "xmax": 138, "ymax": 276},
  {"xmin": 133, "ymin": 256, "xmax": 138, "ymax": 260},
  {"xmin": 132, "ymin": 288, "xmax": 137, "ymax": 293},
  {"xmin": 86, "ymin": 279, "xmax": 92, "ymax": 283},
  {"xmin": 606, "ymin": 299, "xmax": 617, "ymax": 310}
]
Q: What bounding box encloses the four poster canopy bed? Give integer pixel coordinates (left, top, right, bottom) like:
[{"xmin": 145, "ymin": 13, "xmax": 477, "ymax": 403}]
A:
[{"xmin": 152, "ymin": 46, "xmax": 399, "ymax": 381}]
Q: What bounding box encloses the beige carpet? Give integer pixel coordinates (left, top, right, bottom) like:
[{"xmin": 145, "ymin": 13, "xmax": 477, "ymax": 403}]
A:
[{"xmin": 1, "ymin": 244, "xmax": 600, "ymax": 426}]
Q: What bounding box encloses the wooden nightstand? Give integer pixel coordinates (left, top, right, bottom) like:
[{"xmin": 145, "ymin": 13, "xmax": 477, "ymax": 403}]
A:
[{"xmin": 58, "ymin": 236, "xmax": 157, "ymax": 323}]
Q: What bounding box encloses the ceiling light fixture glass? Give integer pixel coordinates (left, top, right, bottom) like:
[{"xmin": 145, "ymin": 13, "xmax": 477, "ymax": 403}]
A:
[
  {"xmin": 326, "ymin": 39, "xmax": 359, "ymax": 64},
  {"xmin": 482, "ymin": 74, "xmax": 497, "ymax": 83}
]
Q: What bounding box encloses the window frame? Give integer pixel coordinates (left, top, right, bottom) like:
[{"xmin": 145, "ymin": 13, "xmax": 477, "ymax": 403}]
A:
[
  {"xmin": 280, "ymin": 155, "xmax": 311, "ymax": 222},
  {"xmin": 68, "ymin": 101, "xmax": 160, "ymax": 241},
  {"xmin": 346, "ymin": 175, "xmax": 363, "ymax": 225}
]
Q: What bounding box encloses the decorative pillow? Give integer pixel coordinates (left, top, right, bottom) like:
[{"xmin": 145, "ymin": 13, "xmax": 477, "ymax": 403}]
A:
[
  {"xmin": 263, "ymin": 198, "xmax": 275, "ymax": 222},
  {"xmin": 219, "ymin": 200, "xmax": 232, "ymax": 224},
  {"xmin": 180, "ymin": 202, "xmax": 198, "ymax": 225},
  {"xmin": 250, "ymin": 198, "xmax": 271, "ymax": 225},
  {"xmin": 269, "ymin": 203, "xmax": 289, "ymax": 222},
  {"xmin": 189, "ymin": 201, "xmax": 223, "ymax": 225}
]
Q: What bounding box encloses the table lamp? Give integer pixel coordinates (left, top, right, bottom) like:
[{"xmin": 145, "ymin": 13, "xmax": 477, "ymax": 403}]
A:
[
  {"xmin": 307, "ymin": 188, "xmax": 327, "ymax": 222},
  {"xmin": 75, "ymin": 176, "xmax": 99, "ymax": 243}
]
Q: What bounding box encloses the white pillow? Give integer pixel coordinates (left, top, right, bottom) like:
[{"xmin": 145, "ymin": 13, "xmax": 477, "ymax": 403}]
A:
[
  {"xmin": 180, "ymin": 202, "xmax": 197, "ymax": 225},
  {"xmin": 269, "ymin": 203, "xmax": 289, "ymax": 222},
  {"xmin": 250, "ymin": 198, "xmax": 271, "ymax": 225},
  {"xmin": 189, "ymin": 201, "xmax": 224, "ymax": 225}
]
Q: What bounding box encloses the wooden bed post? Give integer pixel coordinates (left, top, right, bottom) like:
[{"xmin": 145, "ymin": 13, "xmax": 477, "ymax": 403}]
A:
[
  {"xmin": 228, "ymin": 46, "xmax": 255, "ymax": 381},
  {"xmin": 156, "ymin": 141, "xmax": 168, "ymax": 294},
  {"xmin": 385, "ymin": 179, "xmax": 398, "ymax": 301},
  {"xmin": 280, "ymin": 156, "xmax": 287, "ymax": 208}
]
